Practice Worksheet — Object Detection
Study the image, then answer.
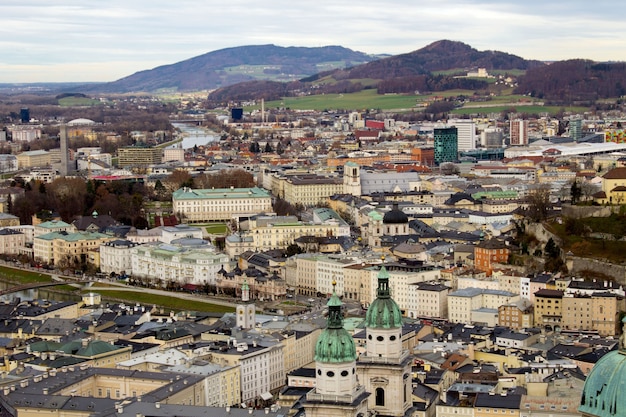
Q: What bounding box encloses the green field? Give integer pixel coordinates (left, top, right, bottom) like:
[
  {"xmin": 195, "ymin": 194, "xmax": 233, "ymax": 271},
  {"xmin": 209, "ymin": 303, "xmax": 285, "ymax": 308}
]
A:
[
  {"xmin": 58, "ymin": 97, "xmax": 103, "ymax": 107},
  {"xmin": 203, "ymin": 223, "xmax": 229, "ymax": 234},
  {"xmin": 83, "ymin": 289, "xmax": 234, "ymax": 313},
  {"xmin": 258, "ymin": 89, "xmax": 424, "ymax": 111},
  {"xmin": 0, "ymin": 266, "xmax": 53, "ymax": 284},
  {"xmin": 451, "ymin": 105, "xmax": 590, "ymax": 116}
]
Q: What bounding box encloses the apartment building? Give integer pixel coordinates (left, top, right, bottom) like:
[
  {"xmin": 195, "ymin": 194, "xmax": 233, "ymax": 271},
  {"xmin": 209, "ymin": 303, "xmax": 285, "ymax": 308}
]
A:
[
  {"xmin": 117, "ymin": 146, "xmax": 162, "ymax": 167},
  {"xmin": 448, "ymin": 288, "xmax": 517, "ymax": 325},
  {"xmin": 99, "ymin": 239, "xmax": 140, "ymax": 275},
  {"xmin": 533, "ymin": 289, "xmax": 564, "ymax": 330},
  {"xmin": 498, "ymin": 300, "xmax": 534, "ymax": 330},
  {"xmin": 407, "ymin": 282, "xmax": 450, "ymax": 319}
]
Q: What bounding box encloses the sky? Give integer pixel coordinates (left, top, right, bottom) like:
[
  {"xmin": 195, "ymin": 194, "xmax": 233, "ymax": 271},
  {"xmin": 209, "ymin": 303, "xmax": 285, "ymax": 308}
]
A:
[{"xmin": 2, "ymin": 0, "xmax": 626, "ymax": 83}]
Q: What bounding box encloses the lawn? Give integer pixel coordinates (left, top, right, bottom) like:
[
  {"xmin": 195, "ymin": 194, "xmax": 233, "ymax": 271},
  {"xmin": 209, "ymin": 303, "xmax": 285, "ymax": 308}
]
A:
[
  {"xmin": 0, "ymin": 266, "xmax": 53, "ymax": 284},
  {"xmin": 202, "ymin": 223, "xmax": 228, "ymax": 234},
  {"xmin": 82, "ymin": 289, "xmax": 234, "ymax": 313},
  {"xmin": 58, "ymin": 97, "xmax": 102, "ymax": 107},
  {"xmin": 451, "ymin": 105, "xmax": 590, "ymax": 116},
  {"xmin": 258, "ymin": 89, "xmax": 425, "ymax": 112}
]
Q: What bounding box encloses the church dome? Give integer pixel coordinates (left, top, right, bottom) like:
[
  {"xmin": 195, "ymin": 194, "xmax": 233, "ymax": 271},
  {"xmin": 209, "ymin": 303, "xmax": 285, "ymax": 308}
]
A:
[
  {"xmin": 314, "ymin": 289, "xmax": 357, "ymax": 363},
  {"xmin": 383, "ymin": 202, "xmax": 408, "ymax": 224},
  {"xmin": 579, "ymin": 317, "xmax": 626, "ymax": 416},
  {"xmin": 364, "ymin": 265, "xmax": 403, "ymax": 329}
]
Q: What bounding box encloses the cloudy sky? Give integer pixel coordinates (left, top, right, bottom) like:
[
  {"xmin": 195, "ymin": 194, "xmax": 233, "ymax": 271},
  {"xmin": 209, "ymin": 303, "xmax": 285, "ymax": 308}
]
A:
[{"xmin": 2, "ymin": 0, "xmax": 625, "ymax": 83}]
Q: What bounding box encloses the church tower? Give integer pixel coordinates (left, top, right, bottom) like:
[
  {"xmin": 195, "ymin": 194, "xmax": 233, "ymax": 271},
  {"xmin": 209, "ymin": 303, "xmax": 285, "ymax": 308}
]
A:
[
  {"xmin": 358, "ymin": 260, "xmax": 413, "ymax": 416},
  {"xmin": 343, "ymin": 161, "xmax": 361, "ymax": 196},
  {"xmin": 304, "ymin": 281, "xmax": 369, "ymax": 417},
  {"xmin": 236, "ymin": 280, "xmax": 255, "ymax": 329}
]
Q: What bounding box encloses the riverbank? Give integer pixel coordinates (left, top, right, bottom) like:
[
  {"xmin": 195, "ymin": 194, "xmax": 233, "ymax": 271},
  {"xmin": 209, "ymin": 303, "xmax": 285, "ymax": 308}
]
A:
[{"xmin": 0, "ymin": 264, "xmax": 235, "ymax": 314}]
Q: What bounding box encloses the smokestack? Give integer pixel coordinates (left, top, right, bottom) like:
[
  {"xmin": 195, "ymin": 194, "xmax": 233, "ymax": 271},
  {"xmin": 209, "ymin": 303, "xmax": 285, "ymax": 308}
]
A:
[{"xmin": 59, "ymin": 124, "xmax": 69, "ymax": 176}]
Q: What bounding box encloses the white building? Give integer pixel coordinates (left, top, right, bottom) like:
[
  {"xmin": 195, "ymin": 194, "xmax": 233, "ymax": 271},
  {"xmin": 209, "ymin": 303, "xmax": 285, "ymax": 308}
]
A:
[
  {"xmin": 447, "ymin": 287, "xmax": 517, "ymax": 324},
  {"xmin": 449, "ymin": 119, "xmax": 477, "ymax": 152},
  {"xmin": 100, "ymin": 239, "xmax": 140, "ymax": 275},
  {"xmin": 407, "ymin": 282, "xmax": 450, "ymax": 319},
  {"xmin": 172, "ymin": 187, "xmax": 273, "ymax": 223},
  {"xmin": 131, "ymin": 240, "xmax": 228, "ymax": 286}
]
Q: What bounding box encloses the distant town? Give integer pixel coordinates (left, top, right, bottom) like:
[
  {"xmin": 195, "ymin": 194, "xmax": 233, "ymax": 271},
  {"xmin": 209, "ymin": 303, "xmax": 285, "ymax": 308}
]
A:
[{"xmin": 0, "ymin": 89, "xmax": 624, "ymax": 417}]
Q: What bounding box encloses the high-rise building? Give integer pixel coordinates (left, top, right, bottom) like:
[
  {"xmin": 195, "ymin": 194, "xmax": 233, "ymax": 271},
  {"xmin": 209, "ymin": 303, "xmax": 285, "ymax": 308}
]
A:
[
  {"xmin": 449, "ymin": 119, "xmax": 476, "ymax": 151},
  {"xmin": 20, "ymin": 108, "xmax": 30, "ymax": 123},
  {"xmin": 434, "ymin": 126, "xmax": 458, "ymax": 165},
  {"xmin": 480, "ymin": 127, "xmax": 504, "ymax": 148},
  {"xmin": 509, "ymin": 119, "xmax": 529, "ymax": 146},
  {"xmin": 570, "ymin": 117, "xmax": 583, "ymax": 142}
]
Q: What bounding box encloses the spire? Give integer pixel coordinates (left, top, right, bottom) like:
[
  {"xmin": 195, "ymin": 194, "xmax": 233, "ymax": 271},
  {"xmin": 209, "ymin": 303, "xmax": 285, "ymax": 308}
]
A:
[
  {"xmin": 326, "ymin": 279, "xmax": 343, "ymax": 329},
  {"xmin": 377, "ymin": 255, "xmax": 391, "ymax": 299},
  {"xmin": 241, "ymin": 279, "xmax": 250, "ymax": 302}
]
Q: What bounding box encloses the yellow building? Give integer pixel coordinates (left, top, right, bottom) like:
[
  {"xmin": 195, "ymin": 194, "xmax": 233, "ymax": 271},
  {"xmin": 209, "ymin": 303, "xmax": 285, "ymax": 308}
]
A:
[
  {"xmin": 16, "ymin": 149, "xmax": 51, "ymax": 168},
  {"xmin": 34, "ymin": 230, "xmax": 114, "ymax": 266},
  {"xmin": 533, "ymin": 289, "xmax": 564, "ymax": 331},
  {"xmin": 117, "ymin": 146, "xmax": 162, "ymax": 167},
  {"xmin": 594, "ymin": 166, "xmax": 626, "ymax": 204}
]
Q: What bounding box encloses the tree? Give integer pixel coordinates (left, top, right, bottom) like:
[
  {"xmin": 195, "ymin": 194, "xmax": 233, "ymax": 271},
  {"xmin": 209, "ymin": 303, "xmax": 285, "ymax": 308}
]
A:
[
  {"xmin": 47, "ymin": 177, "xmax": 87, "ymax": 221},
  {"xmin": 525, "ymin": 185, "xmax": 551, "ymax": 222},
  {"xmin": 264, "ymin": 142, "xmax": 273, "ymax": 153},
  {"xmin": 570, "ymin": 180, "xmax": 582, "ymax": 204},
  {"xmin": 166, "ymin": 169, "xmax": 193, "ymax": 191}
]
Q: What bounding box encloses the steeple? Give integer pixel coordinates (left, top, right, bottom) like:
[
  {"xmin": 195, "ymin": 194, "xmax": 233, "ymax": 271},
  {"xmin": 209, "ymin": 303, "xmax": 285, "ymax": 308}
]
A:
[{"xmin": 236, "ymin": 279, "xmax": 255, "ymax": 330}]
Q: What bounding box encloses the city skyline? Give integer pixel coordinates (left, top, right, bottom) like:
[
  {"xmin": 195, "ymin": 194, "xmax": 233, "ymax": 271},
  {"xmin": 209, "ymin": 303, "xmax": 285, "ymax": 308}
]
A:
[{"xmin": 2, "ymin": 0, "xmax": 626, "ymax": 83}]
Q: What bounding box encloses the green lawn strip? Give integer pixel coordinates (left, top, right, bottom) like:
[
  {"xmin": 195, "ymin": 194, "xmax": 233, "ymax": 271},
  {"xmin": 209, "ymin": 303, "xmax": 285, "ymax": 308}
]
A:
[
  {"xmin": 83, "ymin": 289, "xmax": 234, "ymax": 313},
  {"xmin": 0, "ymin": 266, "xmax": 53, "ymax": 284}
]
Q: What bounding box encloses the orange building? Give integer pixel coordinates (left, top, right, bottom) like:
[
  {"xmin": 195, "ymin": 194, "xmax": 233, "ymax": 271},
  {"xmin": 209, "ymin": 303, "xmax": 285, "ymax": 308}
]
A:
[{"xmin": 474, "ymin": 238, "xmax": 510, "ymax": 276}]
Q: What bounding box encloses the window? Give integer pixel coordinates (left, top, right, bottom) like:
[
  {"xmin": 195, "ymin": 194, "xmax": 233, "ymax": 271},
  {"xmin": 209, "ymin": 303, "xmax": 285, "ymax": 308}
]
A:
[{"xmin": 375, "ymin": 388, "xmax": 385, "ymax": 406}]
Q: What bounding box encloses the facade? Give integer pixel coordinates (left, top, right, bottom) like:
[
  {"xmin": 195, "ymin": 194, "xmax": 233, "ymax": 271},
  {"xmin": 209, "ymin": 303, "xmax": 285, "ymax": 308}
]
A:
[
  {"xmin": 117, "ymin": 146, "xmax": 162, "ymax": 167},
  {"xmin": 34, "ymin": 231, "xmax": 114, "ymax": 266},
  {"xmin": 498, "ymin": 301, "xmax": 534, "ymax": 330},
  {"xmin": 16, "ymin": 149, "xmax": 51, "ymax": 168},
  {"xmin": 407, "ymin": 282, "xmax": 450, "ymax": 319},
  {"xmin": 510, "ymin": 119, "xmax": 529, "ymax": 146},
  {"xmin": 474, "ymin": 239, "xmax": 510, "ymax": 276},
  {"xmin": 533, "ymin": 289, "xmax": 564, "ymax": 331},
  {"xmin": 211, "ymin": 343, "xmax": 284, "ymax": 406},
  {"xmin": 172, "ymin": 186, "xmax": 273, "ymax": 223},
  {"xmin": 0, "ymin": 228, "xmax": 26, "ymax": 255},
  {"xmin": 448, "ymin": 288, "xmax": 517, "ymax": 324},
  {"xmin": 561, "ymin": 293, "xmax": 624, "ymax": 336},
  {"xmin": 282, "ymin": 174, "xmax": 344, "ymax": 206},
  {"xmin": 99, "ymin": 239, "xmax": 140, "ymax": 275},
  {"xmin": 131, "ymin": 241, "xmax": 228, "ymax": 286},
  {"xmin": 434, "ymin": 126, "xmax": 458, "ymax": 165},
  {"xmin": 594, "ymin": 167, "xmax": 626, "ymax": 204},
  {"xmin": 449, "ymin": 119, "xmax": 477, "ymax": 152},
  {"xmin": 480, "ymin": 127, "xmax": 504, "ymax": 148}
]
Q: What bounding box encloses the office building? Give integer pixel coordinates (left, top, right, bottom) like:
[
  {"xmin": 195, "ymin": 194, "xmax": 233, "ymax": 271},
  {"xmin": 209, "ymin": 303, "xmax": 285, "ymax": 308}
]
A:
[
  {"xmin": 509, "ymin": 119, "xmax": 529, "ymax": 146},
  {"xmin": 434, "ymin": 126, "xmax": 458, "ymax": 165}
]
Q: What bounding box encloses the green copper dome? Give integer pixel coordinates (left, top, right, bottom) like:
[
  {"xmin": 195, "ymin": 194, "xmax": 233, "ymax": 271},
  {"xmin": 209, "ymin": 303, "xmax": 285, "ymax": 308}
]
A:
[
  {"xmin": 579, "ymin": 350, "xmax": 626, "ymax": 416},
  {"xmin": 364, "ymin": 265, "xmax": 403, "ymax": 329},
  {"xmin": 314, "ymin": 287, "xmax": 357, "ymax": 363}
]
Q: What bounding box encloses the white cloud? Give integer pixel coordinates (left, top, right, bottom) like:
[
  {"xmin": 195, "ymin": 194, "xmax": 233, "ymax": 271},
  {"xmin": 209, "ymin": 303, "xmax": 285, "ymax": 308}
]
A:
[{"xmin": 1, "ymin": 0, "xmax": 625, "ymax": 82}]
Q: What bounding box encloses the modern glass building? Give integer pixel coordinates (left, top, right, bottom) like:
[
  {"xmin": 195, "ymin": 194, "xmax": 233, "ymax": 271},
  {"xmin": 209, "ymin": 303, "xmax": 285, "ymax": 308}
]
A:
[{"xmin": 434, "ymin": 126, "xmax": 458, "ymax": 165}]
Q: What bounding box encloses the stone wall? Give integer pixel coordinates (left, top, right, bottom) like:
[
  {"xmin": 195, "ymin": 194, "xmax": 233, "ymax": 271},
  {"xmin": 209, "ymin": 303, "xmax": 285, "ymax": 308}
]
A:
[
  {"xmin": 561, "ymin": 205, "xmax": 613, "ymax": 219},
  {"xmin": 566, "ymin": 256, "xmax": 626, "ymax": 285}
]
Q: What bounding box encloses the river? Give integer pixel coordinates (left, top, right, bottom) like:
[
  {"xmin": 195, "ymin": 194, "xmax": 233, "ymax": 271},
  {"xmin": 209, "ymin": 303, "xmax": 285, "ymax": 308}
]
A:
[
  {"xmin": 0, "ymin": 280, "xmax": 81, "ymax": 303},
  {"xmin": 171, "ymin": 123, "xmax": 218, "ymax": 149}
]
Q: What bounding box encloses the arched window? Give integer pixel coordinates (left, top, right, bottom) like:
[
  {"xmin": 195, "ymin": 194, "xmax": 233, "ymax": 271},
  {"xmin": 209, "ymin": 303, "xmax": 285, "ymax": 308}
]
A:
[{"xmin": 375, "ymin": 387, "xmax": 385, "ymax": 406}]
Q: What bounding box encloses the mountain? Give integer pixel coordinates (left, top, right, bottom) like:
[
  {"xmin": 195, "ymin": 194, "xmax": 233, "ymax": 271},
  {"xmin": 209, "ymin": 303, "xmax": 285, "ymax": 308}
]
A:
[
  {"xmin": 515, "ymin": 59, "xmax": 626, "ymax": 102},
  {"xmin": 86, "ymin": 45, "xmax": 375, "ymax": 93},
  {"xmin": 207, "ymin": 40, "xmax": 544, "ymax": 103},
  {"xmin": 342, "ymin": 39, "xmax": 544, "ymax": 79}
]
